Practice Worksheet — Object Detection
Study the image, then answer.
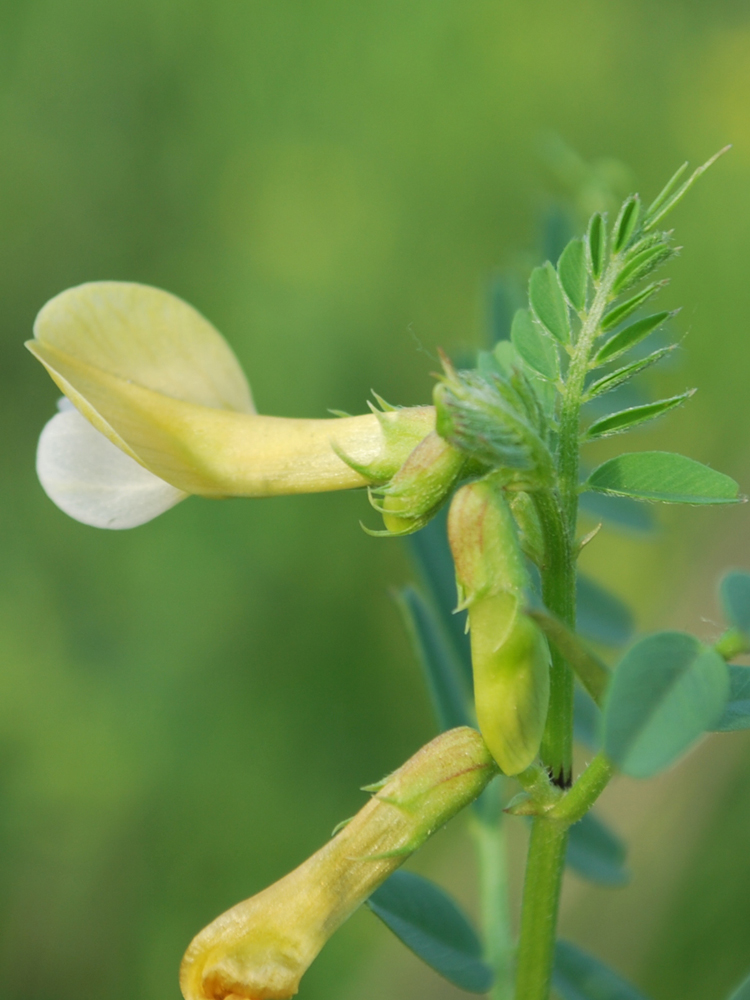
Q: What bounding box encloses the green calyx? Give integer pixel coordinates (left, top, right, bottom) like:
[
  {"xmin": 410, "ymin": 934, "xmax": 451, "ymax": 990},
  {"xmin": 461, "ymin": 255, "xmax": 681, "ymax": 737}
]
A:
[
  {"xmin": 368, "ymin": 430, "xmax": 465, "ymax": 536},
  {"xmin": 433, "ymin": 356, "xmax": 554, "ymax": 491}
]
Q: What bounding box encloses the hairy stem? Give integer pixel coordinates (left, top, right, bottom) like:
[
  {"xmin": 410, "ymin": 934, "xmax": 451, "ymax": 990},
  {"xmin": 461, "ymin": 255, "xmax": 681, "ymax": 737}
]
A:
[
  {"xmin": 550, "ymin": 753, "xmax": 615, "ymax": 825},
  {"xmin": 515, "ymin": 260, "xmax": 622, "ymax": 1000},
  {"xmin": 533, "ymin": 488, "xmax": 575, "ymax": 787},
  {"xmin": 514, "ymin": 818, "xmax": 569, "ymax": 1000}
]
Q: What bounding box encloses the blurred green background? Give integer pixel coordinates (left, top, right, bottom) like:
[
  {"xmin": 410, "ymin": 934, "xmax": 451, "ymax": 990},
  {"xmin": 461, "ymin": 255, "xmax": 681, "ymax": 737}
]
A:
[{"xmin": 2, "ymin": 2, "xmax": 750, "ymax": 998}]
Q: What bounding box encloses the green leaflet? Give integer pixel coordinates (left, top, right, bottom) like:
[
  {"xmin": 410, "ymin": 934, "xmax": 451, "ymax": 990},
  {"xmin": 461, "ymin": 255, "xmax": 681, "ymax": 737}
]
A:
[
  {"xmin": 593, "ymin": 311, "xmax": 672, "ymax": 366},
  {"xmin": 612, "ymin": 195, "xmax": 641, "ymax": 254},
  {"xmin": 578, "ymin": 491, "xmax": 656, "ymax": 534},
  {"xmin": 710, "ymin": 665, "xmax": 750, "ymax": 732},
  {"xmin": 643, "ymin": 146, "xmax": 730, "ymax": 231},
  {"xmin": 601, "ymin": 282, "xmax": 664, "ymax": 332},
  {"xmin": 582, "ymin": 391, "xmax": 693, "ymax": 441},
  {"xmin": 585, "ymin": 345, "xmax": 675, "ymax": 401},
  {"xmin": 511, "ymin": 307, "xmax": 560, "ymax": 380},
  {"xmin": 720, "ymin": 570, "xmax": 750, "ymax": 636},
  {"xmin": 566, "ymin": 810, "xmax": 629, "ymax": 887},
  {"xmin": 612, "ymin": 242, "xmax": 674, "ymax": 296},
  {"xmin": 554, "ymin": 940, "xmax": 650, "ymax": 1000},
  {"xmin": 727, "ymin": 971, "xmax": 750, "ymax": 1000},
  {"xmin": 529, "ymin": 261, "xmax": 570, "ymax": 343},
  {"xmin": 603, "ymin": 631, "xmax": 730, "ymax": 778},
  {"xmin": 398, "ymin": 586, "xmax": 473, "ymax": 732},
  {"xmin": 586, "ymin": 451, "xmax": 741, "ymax": 505},
  {"xmin": 558, "ymin": 238, "xmax": 587, "ymax": 311},
  {"xmin": 587, "ymin": 212, "xmax": 606, "ymax": 279},
  {"xmin": 366, "ymin": 870, "xmax": 493, "ymax": 994},
  {"xmin": 645, "ymin": 161, "xmax": 689, "ymax": 220},
  {"xmin": 577, "ymin": 573, "xmax": 634, "ymax": 647}
]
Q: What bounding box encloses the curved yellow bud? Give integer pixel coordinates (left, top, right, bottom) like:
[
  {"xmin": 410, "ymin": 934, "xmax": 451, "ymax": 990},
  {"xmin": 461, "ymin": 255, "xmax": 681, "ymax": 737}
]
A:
[
  {"xmin": 27, "ymin": 283, "xmax": 434, "ymax": 507},
  {"xmin": 448, "ymin": 477, "xmax": 550, "ymax": 775},
  {"xmin": 180, "ymin": 727, "xmax": 497, "ymax": 1000}
]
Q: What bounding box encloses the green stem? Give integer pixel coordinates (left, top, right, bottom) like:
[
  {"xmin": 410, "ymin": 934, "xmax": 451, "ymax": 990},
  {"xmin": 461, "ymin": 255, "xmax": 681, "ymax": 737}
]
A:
[
  {"xmin": 515, "ymin": 260, "xmax": 623, "ymax": 1000},
  {"xmin": 533, "ymin": 488, "xmax": 575, "ymax": 787},
  {"xmin": 514, "ymin": 818, "xmax": 569, "ymax": 1000},
  {"xmin": 549, "ymin": 753, "xmax": 615, "ymax": 824},
  {"xmin": 473, "ymin": 785, "xmax": 515, "ymax": 1000}
]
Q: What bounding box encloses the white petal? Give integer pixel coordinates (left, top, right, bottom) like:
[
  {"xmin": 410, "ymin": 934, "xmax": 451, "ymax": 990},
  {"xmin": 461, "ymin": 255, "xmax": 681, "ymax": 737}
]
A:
[{"xmin": 37, "ymin": 408, "xmax": 188, "ymax": 529}]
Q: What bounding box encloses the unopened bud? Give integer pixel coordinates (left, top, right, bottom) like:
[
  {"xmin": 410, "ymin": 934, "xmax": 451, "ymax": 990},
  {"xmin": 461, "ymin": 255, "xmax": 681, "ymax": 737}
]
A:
[
  {"xmin": 448, "ymin": 477, "xmax": 550, "ymax": 775},
  {"xmin": 180, "ymin": 727, "xmax": 497, "ymax": 1000},
  {"xmin": 370, "ymin": 431, "xmax": 465, "ymax": 535}
]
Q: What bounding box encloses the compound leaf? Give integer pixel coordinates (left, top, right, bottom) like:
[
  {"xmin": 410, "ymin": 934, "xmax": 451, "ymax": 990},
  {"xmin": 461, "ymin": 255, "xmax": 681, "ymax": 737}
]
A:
[
  {"xmin": 367, "ymin": 870, "xmax": 493, "ymax": 994},
  {"xmin": 586, "ymin": 452, "xmax": 741, "ymax": 505},
  {"xmin": 603, "ymin": 631, "xmax": 730, "ymax": 778}
]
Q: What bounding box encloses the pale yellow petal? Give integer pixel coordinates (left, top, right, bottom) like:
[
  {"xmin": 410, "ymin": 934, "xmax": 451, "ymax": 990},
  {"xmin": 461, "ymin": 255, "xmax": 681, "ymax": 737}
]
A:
[
  {"xmin": 32, "ymin": 281, "xmax": 254, "ymax": 413},
  {"xmin": 180, "ymin": 728, "xmax": 497, "ymax": 1000},
  {"xmin": 28, "ymin": 340, "xmax": 387, "ymax": 496}
]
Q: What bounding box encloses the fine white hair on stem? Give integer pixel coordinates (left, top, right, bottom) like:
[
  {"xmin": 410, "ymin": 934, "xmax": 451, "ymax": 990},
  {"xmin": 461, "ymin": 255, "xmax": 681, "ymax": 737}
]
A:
[{"xmin": 36, "ymin": 401, "xmax": 188, "ymax": 529}]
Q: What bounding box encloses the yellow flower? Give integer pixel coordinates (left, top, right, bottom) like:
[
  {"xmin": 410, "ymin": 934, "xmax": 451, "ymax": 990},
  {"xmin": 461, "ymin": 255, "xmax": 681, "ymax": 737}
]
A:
[
  {"xmin": 448, "ymin": 476, "xmax": 550, "ymax": 775},
  {"xmin": 27, "ymin": 282, "xmax": 434, "ymax": 528},
  {"xmin": 180, "ymin": 727, "xmax": 496, "ymax": 1000}
]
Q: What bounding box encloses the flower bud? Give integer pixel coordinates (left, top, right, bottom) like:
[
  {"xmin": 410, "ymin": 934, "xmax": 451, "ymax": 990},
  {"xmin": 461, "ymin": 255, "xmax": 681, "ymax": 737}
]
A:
[
  {"xmin": 180, "ymin": 727, "xmax": 496, "ymax": 1000},
  {"xmin": 448, "ymin": 478, "xmax": 550, "ymax": 775},
  {"xmin": 433, "ymin": 362, "xmax": 553, "ymax": 488},
  {"xmin": 27, "ymin": 282, "xmax": 435, "ymax": 526},
  {"xmin": 370, "ymin": 431, "xmax": 465, "ymax": 535}
]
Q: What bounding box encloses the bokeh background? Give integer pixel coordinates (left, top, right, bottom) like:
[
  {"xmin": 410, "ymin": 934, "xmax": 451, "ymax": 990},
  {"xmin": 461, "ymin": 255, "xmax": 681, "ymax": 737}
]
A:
[{"xmin": 2, "ymin": 2, "xmax": 750, "ymax": 998}]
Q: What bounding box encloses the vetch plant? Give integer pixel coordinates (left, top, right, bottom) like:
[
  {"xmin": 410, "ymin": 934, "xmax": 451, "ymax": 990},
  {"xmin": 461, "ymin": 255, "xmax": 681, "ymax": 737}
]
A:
[{"xmin": 28, "ymin": 148, "xmax": 750, "ymax": 1000}]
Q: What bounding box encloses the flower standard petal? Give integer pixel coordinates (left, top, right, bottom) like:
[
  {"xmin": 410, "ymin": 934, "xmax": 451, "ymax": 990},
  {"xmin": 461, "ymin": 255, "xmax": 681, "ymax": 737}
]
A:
[
  {"xmin": 32, "ymin": 282, "xmax": 255, "ymax": 412},
  {"xmin": 37, "ymin": 405, "xmax": 187, "ymax": 528}
]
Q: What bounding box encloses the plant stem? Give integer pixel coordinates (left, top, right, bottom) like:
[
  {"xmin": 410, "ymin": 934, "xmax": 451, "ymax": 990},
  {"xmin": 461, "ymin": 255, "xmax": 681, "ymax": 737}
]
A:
[
  {"xmin": 515, "ymin": 260, "xmax": 622, "ymax": 1000},
  {"xmin": 514, "ymin": 817, "xmax": 568, "ymax": 1000},
  {"xmin": 533, "ymin": 488, "xmax": 575, "ymax": 787},
  {"xmin": 473, "ymin": 783, "xmax": 515, "ymax": 1000},
  {"xmin": 549, "ymin": 753, "xmax": 615, "ymax": 824}
]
